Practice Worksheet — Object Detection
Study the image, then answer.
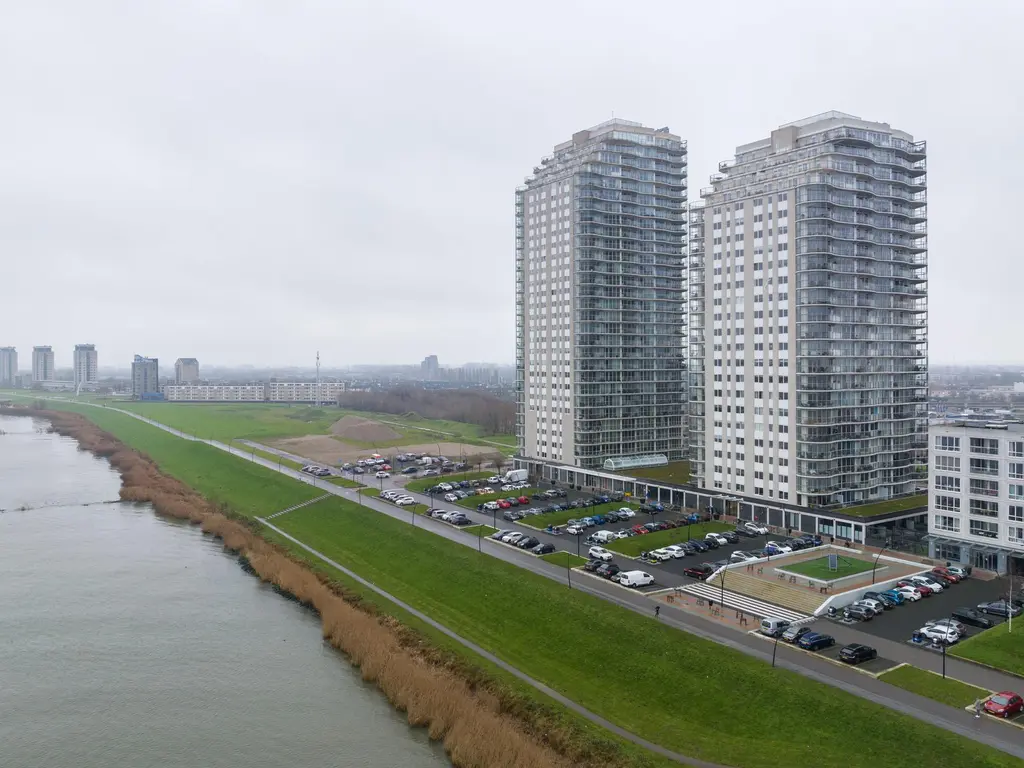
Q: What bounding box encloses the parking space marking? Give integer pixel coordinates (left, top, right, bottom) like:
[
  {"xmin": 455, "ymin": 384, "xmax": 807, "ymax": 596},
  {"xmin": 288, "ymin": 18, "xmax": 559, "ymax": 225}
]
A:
[
  {"xmin": 747, "ymin": 630, "xmax": 902, "ymax": 678},
  {"xmin": 680, "ymin": 583, "xmax": 808, "ymax": 622},
  {"xmin": 962, "ymin": 703, "xmax": 1024, "ymax": 731}
]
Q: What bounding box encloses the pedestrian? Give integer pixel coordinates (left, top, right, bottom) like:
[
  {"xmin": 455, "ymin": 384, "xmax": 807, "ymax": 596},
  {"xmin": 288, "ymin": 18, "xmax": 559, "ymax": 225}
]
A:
[
  {"xmin": 974, "ymin": 699, "xmax": 982, "ymax": 719},
  {"xmin": 655, "ymin": 605, "xmax": 661, "ymax": 618}
]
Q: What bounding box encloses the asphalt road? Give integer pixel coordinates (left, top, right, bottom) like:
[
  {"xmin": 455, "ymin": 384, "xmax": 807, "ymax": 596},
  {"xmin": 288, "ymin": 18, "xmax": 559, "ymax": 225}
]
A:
[{"xmin": 59, "ymin": 402, "xmax": 1024, "ymax": 761}]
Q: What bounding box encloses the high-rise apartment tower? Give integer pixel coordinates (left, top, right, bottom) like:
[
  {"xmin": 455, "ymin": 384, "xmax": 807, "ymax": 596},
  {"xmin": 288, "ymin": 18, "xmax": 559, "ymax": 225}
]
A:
[
  {"xmin": 516, "ymin": 119, "xmax": 688, "ymax": 470},
  {"xmin": 0, "ymin": 347, "xmax": 17, "ymax": 386},
  {"xmin": 32, "ymin": 346, "xmax": 55, "ymax": 382},
  {"xmin": 174, "ymin": 357, "xmax": 199, "ymax": 385},
  {"xmin": 689, "ymin": 112, "xmax": 927, "ymax": 509},
  {"xmin": 73, "ymin": 344, "xmax": 98, "ymax": 387},
  {"xmin": 132, "ymin": 355, "xmax": 160, "ymax": 399}
]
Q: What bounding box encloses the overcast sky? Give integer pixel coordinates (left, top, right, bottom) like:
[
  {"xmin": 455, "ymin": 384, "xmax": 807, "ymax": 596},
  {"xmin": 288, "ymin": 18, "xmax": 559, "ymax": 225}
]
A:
[{"xmin": 2, "ymin": 0, "xmax": 1020, "ymax": 368}]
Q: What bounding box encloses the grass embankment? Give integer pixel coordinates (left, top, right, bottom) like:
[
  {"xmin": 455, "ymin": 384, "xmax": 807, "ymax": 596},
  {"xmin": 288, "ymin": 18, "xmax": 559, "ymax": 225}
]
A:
[
  {"xmin": 463, "ymin": 525, "xmax": 498, "ymax": 537},
  {"xmin": 540, "ymin": 552, "xmax": 588, "ymax": 568},
  {"xmin": 782, "ymin": 555, "xmax": 876, "ymax": 581},
  {"xmin": 328, "ymin": 476, "xmax": 364, "ymax": 488},
  {"xmin": 605, "ymin": 523, "xmax": 733, "ymax": 557},
  {"xmin": 36, "ymin": 401, "xmax": 1024, "ymax": 768},
  {"xmin": 950, "ymin": 622, "xmax": 1024, "ymax": 677},
  {"xmin": 242, "ymin": 444, "xmax": 304, "ymax": 471},
  {"xmin": 404, "ymin": 471, "xmax": 492, "ymax": 493},
  {"xmin": 522, "ymin": 502, "xmax": 640, "ymax": 530},
  {"xmin": 879, "ymin": 665, "xmax": 990, "ymax": 708},
  {"xmin": 361, "ymin": 488, "xmax": 382, "ymax": 498}
]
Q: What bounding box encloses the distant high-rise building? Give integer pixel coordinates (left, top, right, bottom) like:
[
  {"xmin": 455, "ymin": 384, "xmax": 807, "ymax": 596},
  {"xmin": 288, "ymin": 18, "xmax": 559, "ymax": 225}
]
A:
[
  {"xmin": 73, "ymin": 344, "xmax": 98, "ymax": 387},
  {"xmin": 516, "ymin": 119, "xmax": 688, "ymax": 469},
  {"xmin": 174, "ymin": 357, "xmax": 200, "ymax": 384},
  {"xmin": 421, "ymin": 355, "xmax": 439, "ymax": 380},
  {"xmin": 689, "ymin": 111, "xmax": 927, "ymax": 510},
  {"xmin": 32, "ymin": 346, "xmax": 55, "ymax": 382},
  {"xmin": 0, "ymin": 347, "xmax": 16, "ymax": 386},
  {"xmin": 131, "ymin": 355, "xmax": 160, "ymax": 399}
]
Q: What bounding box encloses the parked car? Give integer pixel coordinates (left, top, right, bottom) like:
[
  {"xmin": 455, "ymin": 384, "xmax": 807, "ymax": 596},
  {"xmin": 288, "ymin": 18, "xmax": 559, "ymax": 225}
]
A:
[
  {"xmin": 689, "ymin": 540, "xmax": 710, "ymax": 552},
  {"xmin": 613, "ymin": 570, "xmax": 655, "ymax": 588},
  {"xmin": 781, "ymin": 625, "xmax": 813, "ymax": 644},
  {"xmin": 924, "ymin": 618, "xmax": 969, "ymax": 636},
  {"xmin": 683, "ymin": 564, "xmax": 714, "ymax": 580},
  {"xmin": 735, "ymin": 526, "xmax": 759, "ymax": 538},
  {"xmin": 839, "ymin": 643, "xmax": 878, "ymax": 665},
  {"xmin": 931, "ymin": 566, "xmax": 964, "ymax": 583},
  {"xmin": 909, "ymin": 575, "xmax": 945, "ymax": 593},
  {"xmin": 584, "ymin": 558, "xmax": 604, "ymax": 572},
  {"xmin": 853, "ymin": 599, "xmax": 885, "ymax": 616},
  {"xmin": 894, "ymin": 585, "xmax": 924, "ymax": 601},
  {"xmin": 785, "ymin": 538, "xmax": 806, "ymax": 551},
  {"xmin": 758, "ymin": 617, "xmax": 791, "ymax": 638},
  {"xmin": 862, "ymin": 591, "xmax": 898, "ymax": 609},
  {"xmin": 984, "ymin": 692, "xmax": 1024, "ymax": 718},
  {"xmin": 443, "ymin": 492, "xmax": 458, "ymax": 502},
  {"xmin": 706, "ymin": 532, "xmax": 729, "ymax": 546},
  {"xmin": 595, "ymin": 563, "xmax": 621, "ymax": 579},
  {"xmin": 660, "ymin": 545, "xmax": 688, "ymax": 559},
  {"xmin": 401, "ymin": 466, "xmax": 418, "ymax": 474},
  {"xmin": 743, "ymin": 521, "xmax": 769, "ymax": 535},
  {"xmin": 797, "ymin": 534, "xmax": 824, "ymax": 547},
  {"xmin": 719, "ymin": 531, "xmax": 740, "ymax": 544},
  {"xmin": 588, "ymin": 546, "xmax": 613, "ymax": 562},
  {"xmin": 917, "ymin": 625, "xmax": 960, "ymax": 644},
  {"xmin": 950, "ymin": 607, "xmax": 995, "ymax": 629},
  {"xmin": 501, "ymin": 532, "xmax": 524, "ymax": 544},
  {"xmin": 927, "ymin": 571, "xmax": 958, "ymax": 586},
  {"xmin": 897, "ymin": 579, "xmax": 933, "ymax": 597},
  {"xmin": 943, "ymin": 565, "xmax": 971, "ymax": 579},
  {"xmin": 977, "ymin": 600, "xmax": 1023, "ymax": 617},
  {"xmin": 843, "ymin": 605, "xmax": 874, "ymax": 622},
  {"xmin": 490, "ymin": 529, "xmax": 513, "ymax": 540},
  {"xmin": 766, "ymin": 541, "xmax": 793, "ymax": 554},
  {"xmin": 798, "ymin": 632, "xmax": 836, "ymax": 651},
  {"xmin": 730, "ymin": 550, "xmax": 758, "ymax": 563},
  {"xmin": 516, "ymin": 536, "xmax": 540, "ymax": 549},
  {"xmin": 532, "ymin": 543, "xmax": 555, "ymax": 555},
  {"xmin": 880, "ymin": 589, "xmax": 906, "ymax": 605},
  {"xmin": 701, "ymin": 535, "xmax": 720, "ymax": 549}
]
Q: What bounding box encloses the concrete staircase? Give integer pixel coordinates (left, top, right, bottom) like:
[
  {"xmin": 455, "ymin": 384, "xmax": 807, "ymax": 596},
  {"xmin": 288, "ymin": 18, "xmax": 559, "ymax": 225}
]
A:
[
  {"xmin": 706, "ymin": 570, "xmax": 828, "ymax": 615},
  {"xmin": 266, "ymin": 493, "xmax": 333, "ymax": 520}
]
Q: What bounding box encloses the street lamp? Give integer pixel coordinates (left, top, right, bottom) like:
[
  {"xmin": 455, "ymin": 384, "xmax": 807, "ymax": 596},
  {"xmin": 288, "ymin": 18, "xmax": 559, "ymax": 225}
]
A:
[{"xmin": 871, "ymin": 544, "xmax": 890, "ymax": 584}]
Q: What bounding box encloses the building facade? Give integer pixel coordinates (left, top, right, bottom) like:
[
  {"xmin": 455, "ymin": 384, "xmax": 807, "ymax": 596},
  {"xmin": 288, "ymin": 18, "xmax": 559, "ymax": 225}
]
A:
[
  {"xmin": 421, "ymin": 355, "xmax": 439, "ymax": 380},
  {"xmin": 516, "ymin": 119, "xmax": 688, "ymax": 471},
  {"xmin": 690, "ymin": 112, "xmax": 927, "ymax": 511},
  {"xmin": 131, "ymin": 355, "xmax": 160, "ymax": 399},
  {"xmin": 174, "ymin": 358, "xmax": 200, "ymax": 385},
  {"xmin": 928, "ymin": 420, "xmax": 1024, "ymax": 574},
  {"xmin": 265, "ymin": 382, "xmax": 346, "ymax": 403},
  {"xmin": 73, "ymin": 344, "xmax": 98, "ymax": 387},
  {"xmin": 0, "ymin": 347, "xmax": 16, "ymax": 386},
  {"xmin": 164, "ymin": 385, "xmax": 264, "ymax": 402},
  {"xmin": 32, "ymin": 346, "xmax": 55, "ymax": 382}
]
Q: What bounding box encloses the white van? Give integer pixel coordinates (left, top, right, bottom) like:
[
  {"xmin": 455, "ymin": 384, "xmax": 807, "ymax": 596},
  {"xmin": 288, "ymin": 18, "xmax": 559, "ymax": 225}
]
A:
[
  {"xmin": 589, "ymin": 530, "xmax": 618, "ymax": 544},
  {"xmin": 615, "ymin": 571, "xmax": 655, "ymax": 588},
  {"xmin": 759, "ymin": 617, "xmax": 791, "ymax": 638}
]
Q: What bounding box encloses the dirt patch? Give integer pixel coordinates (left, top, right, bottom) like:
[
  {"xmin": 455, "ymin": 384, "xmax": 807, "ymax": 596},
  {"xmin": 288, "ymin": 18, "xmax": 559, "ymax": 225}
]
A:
[
  {"xmin": 268, "ymin": 437, "xmax": 505, "ymax": 467},
  {"xmin": 329, "ymin": 414, "xmax": 402, "ymax": 443}
]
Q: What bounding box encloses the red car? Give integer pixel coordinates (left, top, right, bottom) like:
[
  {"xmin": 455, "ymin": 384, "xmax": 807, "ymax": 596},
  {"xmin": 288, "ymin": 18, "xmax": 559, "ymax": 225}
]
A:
[
  {"xmin": 631, "ymin": 524, "xmax": 649, "ymax": 535},
  {"xmin": 984, "ymin": 691, "xmax": 1024, "ymax": 718},
  {"xmin": 381, "ymin": 464, "xmax": 392, "ymax": 471},
  {"xmin": 897, "ymin": 579, "xmax": 933, "ymax": 596},
  {"xmin": 684, "ymin": 564, "xmax": 714, "ymax": 580},
  {"xmin": 518, "ymin": 496, "xmax": 530, "ymax": 504},
  {"xmin": 497, "ymin": 500, "xmax": 511, "ymax": 509},
  {"xmin": 932, "ymin": 566, "xmax": 962, "ymax": 583}
]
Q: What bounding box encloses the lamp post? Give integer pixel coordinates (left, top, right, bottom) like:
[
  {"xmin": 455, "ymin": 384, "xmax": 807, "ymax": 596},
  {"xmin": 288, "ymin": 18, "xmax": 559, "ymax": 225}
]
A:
[
  {"xmin": 772, "ymin": 634, "xmax": 781, "ymax": 668},
  {"xmin": 720, "ymin": 563, "xmax": 727, "ymax": 607},
  {"xmin": 871, "ymin": 544, "xmax": 890, "ymax": 585},
  {"xmin": 941, "ymin": 636, "xmax": 947, "ymax": 678}
]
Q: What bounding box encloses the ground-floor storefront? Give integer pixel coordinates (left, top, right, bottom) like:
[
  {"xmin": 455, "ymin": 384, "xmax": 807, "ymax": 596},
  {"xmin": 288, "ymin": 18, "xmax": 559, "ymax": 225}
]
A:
[{"xmin": 925, "ymin": 535, "xmax": 1024, "ymax": 575}]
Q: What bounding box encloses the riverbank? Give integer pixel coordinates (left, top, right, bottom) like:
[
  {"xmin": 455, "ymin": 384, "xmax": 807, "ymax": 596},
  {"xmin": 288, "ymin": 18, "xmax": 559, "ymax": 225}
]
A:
[{"xmin": 34, "ymin": 408, "xmax": 577, "ymax": 768}]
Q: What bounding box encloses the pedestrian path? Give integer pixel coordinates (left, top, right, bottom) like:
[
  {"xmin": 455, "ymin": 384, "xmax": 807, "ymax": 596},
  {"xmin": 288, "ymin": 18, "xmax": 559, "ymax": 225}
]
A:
[
  {"xmin": 678, "ymin": 583, "xmax": 809, "ymax": 623},
  {"xmin": 266, "ymin": 493, "xmax": 332, "ymax": 520}
]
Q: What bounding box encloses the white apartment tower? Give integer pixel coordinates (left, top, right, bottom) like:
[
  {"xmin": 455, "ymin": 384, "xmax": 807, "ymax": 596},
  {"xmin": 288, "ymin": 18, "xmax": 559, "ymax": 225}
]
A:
[
  {"xmin": 73, "ymin": 344, "xmax": 98, "ymax": 387},
  {"xmin": 516, "ymin": 119, "xmax": 688, "ymax": 470},
  {"xmin": 0, "ymin": 347, "xmax": 16, "ymax": 386},
  {"xmin": 174, "ymin": 357, "xmax": 200, "ymax": 384},
  {"xmin": 689, "ymin": 112, "xmax": 927, "ymax": 510},
  {"xmin": 32, "ymin": 346, "xmax": 55, "ymax": 382}
]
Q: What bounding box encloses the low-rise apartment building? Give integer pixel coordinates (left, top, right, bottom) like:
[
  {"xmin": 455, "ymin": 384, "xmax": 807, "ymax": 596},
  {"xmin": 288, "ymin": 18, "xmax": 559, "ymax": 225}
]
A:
[
  {"xmin": 928, "ymin": 419, "xmax": 1024, "ymax": 574},
  {"xmin": 164, "ymin": 385, "xmax": 265, "ymax": 402},
  {"xmin": 265, "ymin": 382, "xmax": 346, "ymax": 402}
]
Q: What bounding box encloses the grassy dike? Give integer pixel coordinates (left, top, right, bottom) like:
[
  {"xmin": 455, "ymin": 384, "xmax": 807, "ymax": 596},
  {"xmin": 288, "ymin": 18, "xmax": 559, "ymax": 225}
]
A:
[{"xmin": 29, "ymin": 401, "xmax": 1023, "ymax": 768}]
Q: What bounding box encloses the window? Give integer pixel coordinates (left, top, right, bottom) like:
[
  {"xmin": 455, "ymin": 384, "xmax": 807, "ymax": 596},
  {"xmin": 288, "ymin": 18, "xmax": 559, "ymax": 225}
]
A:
[
  {"xmin": 934, "ymin": 455, "xmax": 960, "ymax": 472},
  {"xmin": 934, "ymin": 475, "xmax": 960, "ymax": 492},
  {"xmin": 934, "ymin": 495, "xmax": 960, "ymax": 512},
  {"xmin": 969, "ymin": 478, "xmax": 999, "ymax": 497},
  {"xmin": 970, "ymin": 437, "xmax": 999, "ymax": 455},
  {"xmin": 1010, "ymin": 463, "xmax": 1024, "ymax": 480},
  {"xmin": 1009, "ymin": 441, "xmax": 1024, "ymax": 458},
  {"xmin": 1009, "ymin": 505, "xmax": 1024, "ymax": 522},
  {"xmin": 1010, "ymin": 484, "xmax": 1024, "ymax": 500},
  {"xmin": 935, "ymin": 542, "xmax": 962, "ymax": 562},
  {"xmin": 1010, "ymin": 526, "xmax": 1024, "ymax": 544},
  {"xmin": 935, "ymin": 435, "xmax": 960, "ymax": 452},
  {"xmin": 933, "ymin": 515, "xmax": 960, "ymax": 533},
  {"xmin": 969, "ymin": 498, "xmax": 999, "ymax": 517},
  {"xmin": 969, "ymin": 519, "xmax": 999, "ymax": 539},
  {"xmin": 969, "ymin": 458, "xmax": 999, "ymax": 476}
]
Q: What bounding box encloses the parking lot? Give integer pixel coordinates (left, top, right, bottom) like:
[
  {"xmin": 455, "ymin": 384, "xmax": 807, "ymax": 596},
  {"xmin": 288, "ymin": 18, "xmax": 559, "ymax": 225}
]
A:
[{"xmin": 827, "ymin": 574, "xmax": 1012, "ymax": 645}]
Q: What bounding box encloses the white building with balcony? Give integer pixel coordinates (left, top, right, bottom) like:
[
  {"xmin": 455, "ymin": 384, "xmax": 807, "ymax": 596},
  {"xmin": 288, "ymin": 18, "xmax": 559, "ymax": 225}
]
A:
[
  {"xmin": 164, "ymin": 385, "xmax": 265, "ymax": 402},
  {"xmin": 927, "ymin": 420, "xmax": 1024, "ymax": 574}
]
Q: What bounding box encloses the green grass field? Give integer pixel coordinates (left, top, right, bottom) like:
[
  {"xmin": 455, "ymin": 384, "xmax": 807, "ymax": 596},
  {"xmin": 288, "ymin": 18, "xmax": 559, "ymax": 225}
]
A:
[
  {"xmin": 619, "ymin": 460, "xmax": 691, "ymax": 485},
  {"xmin": 403, "ymin": 471, "xmax": 492, "ymax": 493},
  {"xmin": 462, "ymin": 525, "xmax": 498, "ymax": 537},
  {"xmin": 782, "ymin": 555, "xmax": 876, "ymax": 581},
  {"xmin": 949, "ymin": 622, "xmax": 1024, "ymax": 677},
  {"xmin": 520, "ymin": 501, "xmax": 640, "ymax": 530},
  {"xmin": 540, "ymin": 552, "xmax": 588, "ymax": 568},
  {"xmin": 605, "ymin": 522, "xmax": 733, "ymax": 557},
  {"xmin": 836, "ymin": 493, "xmax": 928, "ymax": 518},
  {"xmin": 327, "ymin": 476, "xmax": 364, "ymax": 488},
  {"xmin": 879, "ymin": 665, "xmax": 990, "ymax": 708},
  {"xmin": 34, "ymin": 400, "xmax": 1024, "ymax": 768},
  {"xmin": 243, "ymin": 444, "xmax": 305, "ymax": 471}
]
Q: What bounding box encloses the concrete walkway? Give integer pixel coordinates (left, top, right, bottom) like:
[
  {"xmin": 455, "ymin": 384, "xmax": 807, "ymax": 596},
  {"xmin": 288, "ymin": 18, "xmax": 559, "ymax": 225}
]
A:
[
  {"xmin": 20, "ymin": 396, "xmax": 1024, "ymax": 762},
  {"xmin": 266, "ymin": 493, "xmax": 332, "ymax": 520}
]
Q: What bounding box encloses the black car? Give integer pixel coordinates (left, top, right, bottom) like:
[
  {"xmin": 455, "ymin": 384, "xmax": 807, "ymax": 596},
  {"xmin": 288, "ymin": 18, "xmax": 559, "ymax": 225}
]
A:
[
  {"xmin": 843, "ymin": 605, "xmax": 874, "ymax": 622},
  {"xmin": 735, "ymin": 526, "xmax": 758, "ymax": 538},
  {"xmin": 797, "ymin": 632, "xmax": 836, "ymax": 652},
  {"xmin": 490, "ymin": 529, "xmax": 513, "ymax": 540},
  {"xmin": 863, "ymin": 591, "xmax": 898, "ymax": 609},
  {"xmin": 720, "ymin": 531, "xmax": 740, "ymax": 544},
  {"xmin": 449, "ymin": 516, "xmax": 471, "ymax": 526},
  {"xmin": 401, "ymin": 466, "xmax": 418, "ymax": 474},
  {"xmin": 595, "ymin": 563, "xmax": 621, "ymax": 579},
  {"xmin": 532, "ymin": 542, "xmax": 555, "ymax": 555},
  {"xmin": 584, "ymin": 559, "xmax": 604, "ymax": 572},
  {"xmin": 797, "ymin": 534, "xmax": 823, "ymax": 547},
  {"xmin": 927, "ymin": 571, "xmax": 957, "ymax": 586},
  {"xmin": 786, "ymin": 538, "xmax": 805, "ymax": 551},
  {"xmin": 689, "ymin": 540, "xmax": 710, "ymax": 552},
  {"xmin": 679, "ymin": 541, "xmax": 699, "ymax": 554},
  {"xmin": 683, "ymin": 564, "xmax": 714, "ymax": 580},
  {"xmin": 950, "ymin": 607, "xmax": 994, "ymax": 629},
  {"xmin": 781, "ymin": 625, "xmax": 813, "ymax": 644},
  {"xmin": 702, "ymin": 537, "xmax": 720, "ymax": 549},
  {"xmin": 839, "ymin": 643, "xmax": 878, "ymax": 665},
  {"xmin": 516, "ymin": 536, "xmax": 540, "ymax": 549},
  {"xmin": 531, "ymin": 493, "xmax": 546, "ymax": 500},
  {"xmin": 977, "ymin": 600, "xmax": 1023, "ymax": 617}
]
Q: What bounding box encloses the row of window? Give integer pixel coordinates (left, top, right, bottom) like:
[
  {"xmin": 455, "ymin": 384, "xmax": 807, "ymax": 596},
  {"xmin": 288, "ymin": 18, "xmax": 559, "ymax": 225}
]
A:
[
  {"xmin": 933, "ymin": 515, "xmax": 1024, "ymax": 542},
  {"xmin": 933, "ymin": 496, "xmax": 1024, "ymax": 520},
  {"xmin": 934, "ymin": 435, "xmax": 1023, "ymax": 456},
  {"xmin": 934, "ymin": 475, "xmax": 1024, "ymax": 498}
]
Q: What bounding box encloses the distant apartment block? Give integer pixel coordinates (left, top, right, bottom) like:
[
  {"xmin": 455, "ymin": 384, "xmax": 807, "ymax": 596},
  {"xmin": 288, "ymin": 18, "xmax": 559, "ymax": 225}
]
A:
[
  {"xmin": 131, "ymin": 355, "xmax": 160, "ymax": 399},
  {"xmin": 164, "ymin": 385, "xmax": 264, "ymax": 402},
  {"xmin": 73, "ymin": 344, "xmax": 98, "ymax": 387},
  {"xmin": 32, "ymin": 346, "xmax": 55, "ymax": 382},
  {"xmin": 0, "ymin": 347, "xmax": 17, "ymax": 386},
  {"xmin": 174, "ymin": 357, "xmax": 200, "ymax": 384},
  {"xmin": 421, "ymin": 355, "xmax": 439, "ymax": 380},
  {"xmin": 265, "ymin": 382, "xmax": 346, "ymax": 403}
]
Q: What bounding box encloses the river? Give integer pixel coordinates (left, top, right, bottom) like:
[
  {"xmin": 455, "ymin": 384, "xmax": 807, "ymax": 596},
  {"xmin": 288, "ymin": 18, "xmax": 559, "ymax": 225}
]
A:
[{"xmin": 0, "ymin": 414, "xmax": 451, "ymax": 768}]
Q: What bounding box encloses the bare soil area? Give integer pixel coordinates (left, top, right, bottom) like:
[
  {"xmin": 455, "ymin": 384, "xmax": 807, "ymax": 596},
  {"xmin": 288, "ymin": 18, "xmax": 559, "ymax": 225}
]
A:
[
  {"xmin": 269, "ymin": 436, "xmax": 501, "ymax": 466},
  {"xmin": 329, "ymin": 414, "xmax": 402, "ymax": 443}
]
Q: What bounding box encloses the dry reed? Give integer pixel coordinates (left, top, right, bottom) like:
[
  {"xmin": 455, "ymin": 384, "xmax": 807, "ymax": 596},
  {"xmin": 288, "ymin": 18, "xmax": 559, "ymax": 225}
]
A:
[{"xmin": 28, "ymin": 408, "xmax": 627, "ymax": 768}]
